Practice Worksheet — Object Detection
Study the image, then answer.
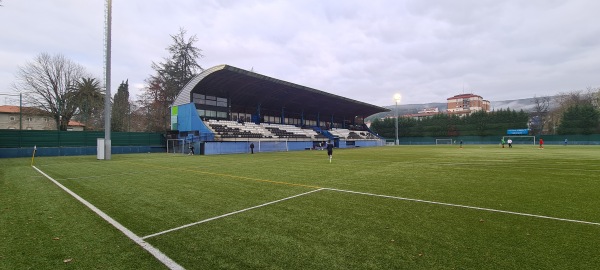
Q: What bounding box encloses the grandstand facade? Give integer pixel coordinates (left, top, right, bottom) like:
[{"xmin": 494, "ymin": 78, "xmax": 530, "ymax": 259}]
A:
[{"xmin": 170, "ymin": 65, "xmax": 389, "ymax": 154}]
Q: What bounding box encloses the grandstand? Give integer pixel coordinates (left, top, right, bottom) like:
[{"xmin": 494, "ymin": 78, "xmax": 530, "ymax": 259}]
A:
[{"xmin": 171, "ymin": 65, "xmax": 389, "ymax": 154}]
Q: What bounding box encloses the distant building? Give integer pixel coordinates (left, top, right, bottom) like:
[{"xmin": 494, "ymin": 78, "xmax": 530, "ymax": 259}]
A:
[
  {"xmin": 446, "ymin": 93, "xmax": 490, "ymax": 116},
  {"xmin": 404, "ymin": 107, "xmax": 442, "ymax": 120},
  {"xmin": 0, "ymin": 105, "xmax": 85, "ymax": 131}
]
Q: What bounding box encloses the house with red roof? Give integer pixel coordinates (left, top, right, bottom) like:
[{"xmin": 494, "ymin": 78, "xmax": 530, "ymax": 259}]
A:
[{"xmin": 0, "ymin": 105, "xmax": 85, "ymax": 131}]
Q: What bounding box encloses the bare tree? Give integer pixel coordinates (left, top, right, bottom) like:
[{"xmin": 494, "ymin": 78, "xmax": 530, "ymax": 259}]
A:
[
  {"xmin": 587, "ymin": 86, "xmax": 600, "ymax": 110},
  {"xmin": 548, "ymin": 88, "xmax": 600, "ymax": 134},
  {"xmin": 530, "ymin": 95, "xmax": 551, "ymax": 135},
  {"xmin": 139, "ymin": 77, "xmax": 169, "ymax": 132},
  {"xmin": 128, "ymin": 101, "xmax": 147, "ymax": 132},
  {"xmin": 13, "ymin": 53, "xmax": 90, "ymax": 130}
]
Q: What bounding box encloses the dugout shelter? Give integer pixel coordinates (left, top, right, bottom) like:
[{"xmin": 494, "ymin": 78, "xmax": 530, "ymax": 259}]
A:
[{"xmin": 170, "ymin": 65, "xmax": 389, "ymax": 154}]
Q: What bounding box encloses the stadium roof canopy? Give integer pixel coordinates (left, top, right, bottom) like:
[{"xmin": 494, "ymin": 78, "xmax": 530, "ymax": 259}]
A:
[{"xmin": 173, "ymin": 65, "xmax": 389, "ymax": 119}]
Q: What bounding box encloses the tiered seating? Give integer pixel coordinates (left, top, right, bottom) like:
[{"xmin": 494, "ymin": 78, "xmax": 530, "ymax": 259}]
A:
[
  {"xmin": 205, "ymin": 120, "xmax": 379, "ymax": 141},
  {"xmin": 207, "ymin": 120, "xmax": 268, "ymax": 139},
  {"xmin": 306, "ymin": 127, "xmax": 328, "ymax": 139},
  {"xmin": 261, "ymin": 123, "xmax": 310, "ymax": 139},
  {"xmin": 360, "ymin": 132, "xmax": 379, "ymax": 139},
  {"xmin": 347, "ymin": 131, "xmax": 364, "ymax": 139},
  {"xmin": 314, "ymin": 132, "xmax": 328, "ymax": 139},
  {"xmin": 329, "ymin": 128, "xmax": 351, "ymax": 139}
]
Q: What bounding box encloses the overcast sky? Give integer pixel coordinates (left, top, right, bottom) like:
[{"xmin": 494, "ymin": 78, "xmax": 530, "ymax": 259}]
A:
[{"xmin": 1, "ymin": 0, "xmax": 599, "ymax": 107}]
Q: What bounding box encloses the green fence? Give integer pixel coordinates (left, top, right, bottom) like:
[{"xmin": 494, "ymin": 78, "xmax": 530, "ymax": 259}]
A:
[
  {"xmin": 0, "ymin": 130, "xmax": 165, "ymax": 148},
  {"xmin": 393, "ymin": 134, "xmax": 600, "ymax": 145}
]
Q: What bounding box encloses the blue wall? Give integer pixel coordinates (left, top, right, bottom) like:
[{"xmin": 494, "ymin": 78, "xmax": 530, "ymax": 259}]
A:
[
  {"xmin": 202, "ymin": 140, "xmax": 384, "ymax": 155},
  {"xmin": 176, "ymin": 103, "xmax": 215, "ymax": 141},
  {"xmin": 203, "ymin": 141, "xmax": 313, "ymax": 155}
]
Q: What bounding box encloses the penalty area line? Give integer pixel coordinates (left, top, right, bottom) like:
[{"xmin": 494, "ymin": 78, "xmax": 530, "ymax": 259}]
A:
[
  {"xmin": 142, "ymin": 188, "xmax": 325, "ymax": 240},
  {"xmin": 324, "ymin": 188, "xmax": 600, "ymax": 227},
  {"xmin": 32, "ymin": 166, "xmax": 185, "ymax": 270}
]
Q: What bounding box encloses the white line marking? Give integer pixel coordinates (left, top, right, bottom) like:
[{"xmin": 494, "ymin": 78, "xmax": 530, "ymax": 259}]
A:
[
  {"xmin": 324, "ymin": 188, "xmax": 600, "ymax": 226},
  {"xmin": 32, "ymin": 166, "xmax": 185, "ymax": 270},
  {"xmin": 142, "ymin": 188, "xmax": 324, "ymax": 239}
]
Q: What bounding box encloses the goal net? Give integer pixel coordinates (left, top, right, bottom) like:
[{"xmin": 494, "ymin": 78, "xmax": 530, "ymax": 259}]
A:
[
  {"xmin": 502, "ymin": 136, "xmax": 536, "ymax": 145},
  {"xmin": 166, "ymin": 139, "xmax": 186, "ymax": 154},
  {"xmin": 250, "ymin": 140, "xmax": 289, "ymax": 153},
  {"xmin": 435, "ymin": 139, "xmax": 453, "ymax": 145}
]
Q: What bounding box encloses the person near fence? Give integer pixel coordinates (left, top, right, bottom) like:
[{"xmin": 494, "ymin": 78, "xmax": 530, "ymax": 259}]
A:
[{"xmin": 250, "ymin": 142, "xmax": 255, "ymax": 154}]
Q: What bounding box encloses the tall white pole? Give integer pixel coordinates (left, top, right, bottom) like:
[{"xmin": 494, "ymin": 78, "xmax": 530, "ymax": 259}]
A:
[
  {"xmin": 394, "ymin": 93, "xmax": 401, "ymax": 145},
  {"xmin": 395, "ymin": 100, "xmax": 399, "ymax": 145},
  {"xmin": 104, "ymin": 0, "xmax": 112, "ymax": 160}
]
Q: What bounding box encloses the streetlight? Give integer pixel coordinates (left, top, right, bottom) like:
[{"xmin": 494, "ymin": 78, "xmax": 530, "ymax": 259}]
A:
[{"xmin": 394, "ymin": 93, "xmax": 402, "ymax": 145}]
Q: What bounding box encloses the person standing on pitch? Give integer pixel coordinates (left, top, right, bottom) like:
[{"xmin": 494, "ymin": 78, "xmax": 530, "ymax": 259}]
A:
[
  {"xmin": 507, "ymin": 138, "xmax": 513, "ymax": 148},
  {"xmin": 326, "ymin": 140, "xmax": 334, "ymax": 163},
  {"xmin": 539, "ymin": 138, "xmax": 544, "ymax": 149},
  {"xmin": 501, "ymin": 138, "xmax": 505, "ymax": 148},
  {"xmin": 188, "ymin": 144, "xmax": 195, "ymax": 155},
  {"xmin": 250, "ymin": 142, "xmax": 255, "ymax": 154}
]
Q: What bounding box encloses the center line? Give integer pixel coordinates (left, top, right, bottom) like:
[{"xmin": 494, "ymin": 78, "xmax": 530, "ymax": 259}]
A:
[
  {"xmin": 325, "ymin": 188, "xmax": 600, "ymax": 226},
  {"xmin": 142, "ymin": 188, "xmax": 324, "ymax": 239}
]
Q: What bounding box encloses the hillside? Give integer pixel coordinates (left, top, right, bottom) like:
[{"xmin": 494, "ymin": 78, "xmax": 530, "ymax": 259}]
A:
[{"xmin": 366, "ymin": 97, "xmax": 542, "ymax": 121}]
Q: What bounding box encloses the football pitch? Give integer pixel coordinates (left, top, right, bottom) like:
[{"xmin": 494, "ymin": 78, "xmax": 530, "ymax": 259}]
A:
[{"xmin": 2, "ymin": 145, "xmax": 600, "ymax": 269}]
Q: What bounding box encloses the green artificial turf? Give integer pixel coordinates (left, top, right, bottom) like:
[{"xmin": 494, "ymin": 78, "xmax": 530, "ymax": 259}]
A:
[{"xmin": 2, "ymin": 145, "xmax": 599, "ymax": 269}]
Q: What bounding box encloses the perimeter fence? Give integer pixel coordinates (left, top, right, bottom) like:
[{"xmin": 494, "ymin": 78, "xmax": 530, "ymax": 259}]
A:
[
  {"xmin": 0, "ymin": 130, "xmax": 165, "ymax": 158},
  {"xmin": 395, "ymin": 135, "xmax": 600, "ymax": 145}
]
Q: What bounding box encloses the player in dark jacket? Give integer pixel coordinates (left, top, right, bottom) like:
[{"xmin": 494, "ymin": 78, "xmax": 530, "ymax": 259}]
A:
[{"xmin": 326, "ymin": 141, "xmax": 334, "ymax": 163}]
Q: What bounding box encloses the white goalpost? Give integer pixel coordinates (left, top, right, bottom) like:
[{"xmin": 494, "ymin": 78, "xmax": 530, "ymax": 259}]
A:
[
  {"xmin": 435, "ymin": 139, "xmax": 453, "ymax": 145},
  {"xmin": 249, "ymin": 139, "xmax": 289, "ymax": 153},
  {"xmin": 166, "ymin": 139, "xmax": 186, "ymax": 154},
  {"xmin": 502, "ymin": 136, "xmax": 536, "ymax": 145}
]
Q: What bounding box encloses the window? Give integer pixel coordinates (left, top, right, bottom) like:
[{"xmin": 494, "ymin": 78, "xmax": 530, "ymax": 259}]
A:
[
  {"xmin": 217, "ymin": 111, "xmax": 227, "ymax": 118},
  {"xmin": 205, "ymin": 110, "xmax": 216, "ymax": 117},
  {"xmin": 193, "ymin": 93, "xmax": 204, "ymax": 104},
  {"xmin": 10, "ymin": 116, "xmax": 15, "ymax": 121},
  {"xmin": 205, "ymin": 96, "xmax": 214, "ymax": 106},
  {"xmin": 216, "ymin": 97, "xmax": 228, "ymax": 107},
  {"xmin": 193, "ymin": 94, "xmax": 228, "ymax": 107},
  {"xmin": 27, "ymin": 117, "xmax": 33, "ymax": 122}
]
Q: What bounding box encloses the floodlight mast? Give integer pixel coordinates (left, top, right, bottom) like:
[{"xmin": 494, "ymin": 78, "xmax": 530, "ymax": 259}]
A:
[
  {"xmin": 104, "ymin": 0, "xmax": 112, "ymax": 160},
  {"xmin": 394, "ymin": 93, "xmax": 402, "ymax": 145}
]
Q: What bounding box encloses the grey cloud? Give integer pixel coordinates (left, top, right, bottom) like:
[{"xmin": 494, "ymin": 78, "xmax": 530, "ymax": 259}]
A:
[{"xmin": 1, "ymin": 0, "xmax": 599, "ymax": 107}]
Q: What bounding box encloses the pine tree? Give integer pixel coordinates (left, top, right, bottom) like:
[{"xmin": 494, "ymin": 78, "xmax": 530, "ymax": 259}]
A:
[
  {"xmin": 141, "ymin": 28, "xmax": 203, "ymax": 131},
  {"xmin": 111, "ymin": 80, "xmax": 130, "ymax": 132},
  {"xmin": 557, "ymin": 105, "xmax": 600, "ymax": 135}
]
